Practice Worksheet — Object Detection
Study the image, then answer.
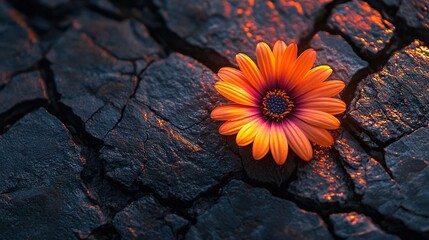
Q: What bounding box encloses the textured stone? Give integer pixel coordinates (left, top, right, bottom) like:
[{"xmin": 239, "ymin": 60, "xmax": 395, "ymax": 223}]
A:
[
  {"xmin": 113, "ymin": 195, "xmax": 188, "ymax": 239},
  {"xmin": 37, "ymin": 0, "xmax": 69, "ymax": 8},
  {"xmin": 385, "ymin": 127, "xmax": 429, "ymax": 233},
  {"xmin": 369, "ymin": 0, "xmax": 401, "ymax": 8},
  {"xmin": 101, "ymin": 53, "xmax": 241, "ymax": 202},
  {"xmin": 347, "ymin": 40, "xmax": 429, "ymax": 145},
  {"xmin": 187, "ymin": 180, "xmax": 333, "ymax": 240},
  {"xmin": 88, "ymin": 0, "xmax": 121, "ymax": 16},
  {"xmin": 135, "ymin": 53, "xmax": 222, "ymax": 129},
  {"xmin": 0, "ymin": 71, "xmax": 47, "ymax": 114},
  {"xmin": 240, "ymin": 145, "xmax": 298, "ymax": 187},
  {"xmin": 328, "ymin": 0, "xmax": 395, "ymax": 58},
  {"xmin": 311, "ymin": 31, "xmax": 368, "ymax": 85},
  {"xmin": 0, "ymin": 109, "xmax": 104, "ymax": 239},
  {"xmin": 47, "ymin": 11, "xmax": 159, "ymax": 139},
  {"xmin": 335, "ymin": 130, "xmax": 401, "ymax": 215},
  {"xmin": 397, "ymin": 0, "xmax": 429, "ymax": 42},
  {"xmin": 0, "ymin": 0, "xmax": 41, "ymax": 82},
  {"xmin": 288, "ymin": 146, "xmax": 353, "ymax": 205},
  {"xmin": 155, "ymin": 0, "xmax": 333, "ymax": 63},
  {"xmin": 330, "ymin": 212, "xmax": 400, "ymax": 240}
]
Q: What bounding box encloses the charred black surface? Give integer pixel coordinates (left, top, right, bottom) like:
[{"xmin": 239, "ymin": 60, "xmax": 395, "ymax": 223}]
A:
[{"xmin": 1, "ymin": 0, "xmax": 428, "ymax": 239}]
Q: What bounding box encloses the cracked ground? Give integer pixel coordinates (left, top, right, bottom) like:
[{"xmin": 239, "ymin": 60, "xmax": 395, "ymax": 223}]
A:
[{"xmin": 0, "ymin": 0, "xmax": 428, "ymax": 239}]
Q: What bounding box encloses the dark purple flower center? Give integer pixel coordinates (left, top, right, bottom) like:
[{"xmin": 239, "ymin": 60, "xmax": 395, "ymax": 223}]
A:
[{"xmin": 262, "ymin": 89, "xmax": 294, "ymax": 122}]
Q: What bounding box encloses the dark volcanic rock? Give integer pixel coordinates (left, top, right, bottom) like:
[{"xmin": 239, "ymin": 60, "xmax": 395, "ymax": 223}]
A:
[
  {"xmin": 186, "ymin": 180, "xmax": 333, "ymax": 239},
  {"xmin": 347, "ymin": 40, "xmax": 429, "ymax": 145},
  {"xmin": 155, "ymin": 0, "xmax": 333, "ymax": 63},
  {"xmin": 47, "ymin": 11, "xmax": 159, "ymax": 139},
  {"xmin": 385, "ymin": 127, "xmax": 429, "ymax": 233},
  {"xmin": 336, "ymin": 130, "xmax": 429, "ymax": 235},
  {"xmin": 330, "ymin": 212, "xmax": 400, "ymax": 240},
  {"xmin": 113, "ymin": 195, "xmax": 188, "ymax": 239},
  {"xmin": 101, "ymin": 53, "xmax": 241, "ymax": 202},
  {"xmin": 368, "ymin": 0, "xmax": 400, "ymax": 8},
  {"xmin": 288, "ymin": 146, "xmax": 353, "ymax": 205},
  {"xmin": 335, "ymin": 130, "xmax": 401, "ymax": 215},
  {"xmin": 0, "ymin": 109, "xmax": 104, "ymax": 239},
  {"xmin": 37, "ymin": 0, "xmax": 69, "ymax": 9},
  {"xmin": 328, "ymin": 0, "xmax": 395, "ymax": 58},
  {"xmin": 0, "ymin": 0, "xmax": 41, "ymax": 82},
  {"xmin": 135, "ymin": 53, "xmax": 221, "ymax": 129},
  {"xmin": 397, "ymin": 0, "xmax": 429, "ymax": 42},
  {"xmin": 311, "ymin": 31, "xmax": 368, "ymax": 85},
  {"xmin": 240, "ymin": 145, "xmax": 298, "ymax": 187},
  {"xmin": 0, "ymin": 71, "xmax": 47, "ymax": 114}
]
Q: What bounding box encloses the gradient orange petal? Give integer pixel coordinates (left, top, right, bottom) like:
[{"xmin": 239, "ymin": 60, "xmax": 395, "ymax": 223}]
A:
[
  {"xmin": 215, "ymin": 81, "xmax": 258, "ymax": 106},
  {"xmin": 297, "ymin": 80, "xmax": 345, "ymax": 100},
  {"xmin": 293, "ymin": 65, "xmax": 332, "ymax": 94},
  {"xmin": 298, "ymin": 98, "xmax": 346, "ymax": 115},
  {"xmin": 256, "ymin": 42, "xmax": 276, "ymax": 88},
  {"xmin": 283, "ymin": 121, "xmax": 313, "ymax": 161},
  {"xmin": 278, "ymin": 43, "xmax": 298, "ymax": 88},
  {"xmin": 288, "ymin": 49, "xmax": 316, "ymax": 89},
  {"xmin": 210, "ymin": 104, "xmax": 259, "ymax": 121},
  {"xmin": 236, "ymin": 118, "xmax": 261, "ymax": 146},
  {"xmin": 273, "ymin": 40, "xmax": 287, "ymax": 81},
  {"xmin": 236, "ymin": 53, "xmax": 265, "ymax": 93},
  {"xmin": 219, "ymin": 116, "xmax": 257, "ymax": 135},
  {"xmin": 270, "ymin": 123, "xmax": 289, "ymax": 165},
  {"xmin": 252, "ymin": 121, "xmax": 270, "ymax": 160},
  {"xmin": 293, "ymin": 117, "xmax": 334, "ymax": 147},
  {"xmin": 294, "ymin": 109, "xmax": 340, "ymax": 130},
  {"xmin": 218, "ymin": 67, "xmax": 260, "ymax": 97}
]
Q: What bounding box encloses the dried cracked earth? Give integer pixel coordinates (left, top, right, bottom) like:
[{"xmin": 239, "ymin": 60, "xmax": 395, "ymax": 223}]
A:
[{"xmin": 0, "ymin": 0, "xmax": 428, "ymax": 239}]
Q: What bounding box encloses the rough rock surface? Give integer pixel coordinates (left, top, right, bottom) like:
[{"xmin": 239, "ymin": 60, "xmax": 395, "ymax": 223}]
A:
[
  {"xmin": 155, "ymin": 0, "xmax": 333, "ymax": 63},
  {"xmin": 335, "ymin": 130, "xmax": 400, "ymax": 215},
  {"xmin": 397, "ymin": 0, "xmax": 429, "ymax": 42},
  {"xmin": 113, "ymin": 195, "xmax": 188, "ymax": 239},
  {"xmin": 330, "ymin": 212, "xmax": 400, "ymax": 240},
  {"xmin": 187, "ymin": 180, "xmax": 333, "ymax": 239},
  {"xmin": 0, "ymin": 71, "xmax": 47, "ymax": 114},
  {"xmin": 0, "ymin": 109, "xmax": 104, "ymax": 239},
  {"xmin": 288, "ymin": 146, "xmax": 353, "ymax": 205},
  {"xmin": 47, "ymin": 11, "xmax": 159, "ymax": 139},
  {"xmin": 385, "ymin": 127, "xmax": 429, "ymax": 233},
  {"xmin": 0, "ymin": 0, "xmax": 41, "ymax": 81},
  {"xmin": 101, "ymin": 53, "xmax": 241, "ymax": 202},
  {"xmin": 328, "ymin": 0, "xmax": 395, "ymax": 58},
  {"xmin": 347, "ymin": 40, "xmax": 429, "ymax": 145},
  {"xmin": 1, "ymin": 0, "xmax": 429, "ymax": 239},
  {"xmin": 311, "ymin": 31, "xmax": 368, "ymax": 85}
]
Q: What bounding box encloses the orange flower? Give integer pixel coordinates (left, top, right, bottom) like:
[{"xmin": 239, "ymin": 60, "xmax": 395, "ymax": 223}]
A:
[{"xmin": 211, "ymin": 41, "xmax": 346, "ymax": 165}]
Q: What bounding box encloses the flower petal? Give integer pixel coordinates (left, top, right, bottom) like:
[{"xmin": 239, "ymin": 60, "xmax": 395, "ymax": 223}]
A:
[
  {"xmin": 292, "ymin": 65, "xmax": 332, "ymax": 94},
  {"xmin": 236, "ymin": 53, "xmax": 265, "ymax": 93},
  {"xmin": 256, "ymin": 42, "xmax": 276, "ymax": 88},
  {"xmin": 283, "ymin": 121, "xmax": 313, "ymax": 161},
  {"xmin": 298, "ymin": 98, "xmax": 346, "ymax": 115},
  {"xmin": 297, "ymin": 80, "xmax": 345, "ymax": 100},
  {"xmin": 252, "ymin": 121, "xmax": 270, "ymax": 160},
  {"xmin": 219, "ymin": 116, "xmax": 257, "ymax": 135},
  {"xmin": 294, "ymin": 109, "xmax": 340, "ymax": 130},
  {"xmin": 288, "ymin": 49, "xmax": 316, "ymax": 89},
  {"xmin": 236, "ymin": 118, "xmax": 261, "ymax": 146},
  {"xmin": 293, "ymin": 117, "xmax": 334, "ymax": 147},
  {"xmin": 278, "ymin": 43, "xmax": 298, "ymax": 89},
  {"xmin": 270, "ymin": 123, "xmax": 289, "ymax": 165},
  {"xmin": 273, "ymin": 40, "xmax": 287, "ymax": 82},
  {"xmin": 215, "ymin": 81, "xmax": 258, "ymax": 106},
  {"xmin": 211, "ymin": 104, "xmax": 259, "ymax": 121},
  {"xmin": 218, "ymin": 67, "xmax": 260, "ymax": 97}
]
